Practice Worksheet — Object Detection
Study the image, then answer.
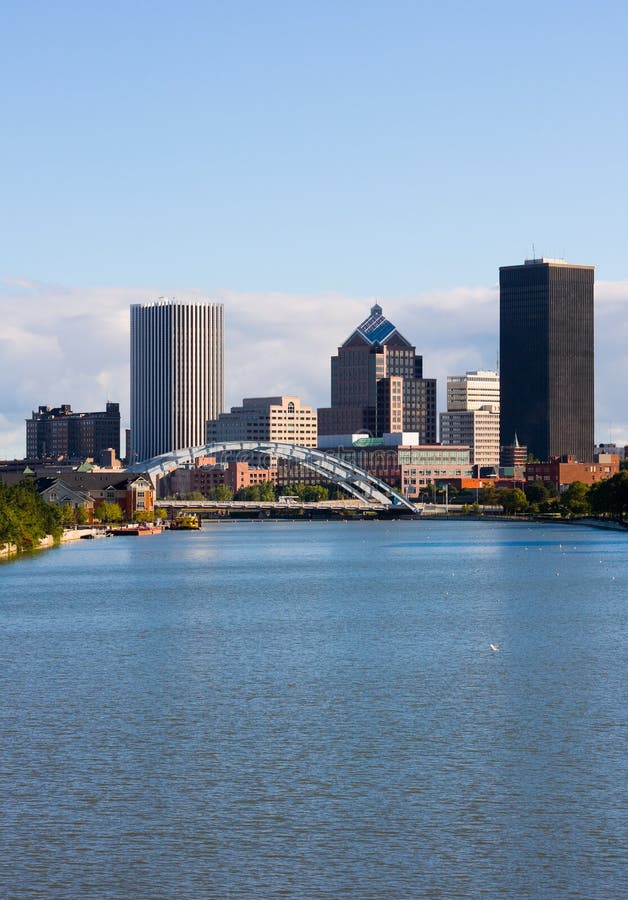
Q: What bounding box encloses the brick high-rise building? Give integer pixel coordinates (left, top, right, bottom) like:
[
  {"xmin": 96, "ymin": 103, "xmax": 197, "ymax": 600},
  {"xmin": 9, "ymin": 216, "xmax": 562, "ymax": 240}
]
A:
[
  {"xmin": 500, "ymin": 258, "xmax": 594, "ymax": 462},
  {"xmin": 317, "ymin": 304, "xmax": 436, "ymax": 441},
  {"xmin": 26, "ymin": 403, "xmax": 121, "ymax": 460}
]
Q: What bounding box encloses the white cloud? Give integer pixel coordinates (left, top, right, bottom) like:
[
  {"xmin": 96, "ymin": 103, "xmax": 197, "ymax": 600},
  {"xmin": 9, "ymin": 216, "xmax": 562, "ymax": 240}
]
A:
[{"xmin": 0, "ymin": 277, "xmax": 626, "ymax": 459}]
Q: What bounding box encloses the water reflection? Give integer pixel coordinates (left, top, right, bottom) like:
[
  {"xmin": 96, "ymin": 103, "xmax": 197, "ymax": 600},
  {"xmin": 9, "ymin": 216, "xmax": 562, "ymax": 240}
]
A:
[{"xmin": 1, "ymin": 520, "xmax": 626, "ymax": 898}]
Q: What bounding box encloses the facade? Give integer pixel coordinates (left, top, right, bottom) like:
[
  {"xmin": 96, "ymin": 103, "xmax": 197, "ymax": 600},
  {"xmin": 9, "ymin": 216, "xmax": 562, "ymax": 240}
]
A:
[
  {"xmin": 446, "ymin": 370, "xmax": 500, "ymax": 411},
  {"xmin": 526, "ymin": 454, "xmax": 620, "ymax": 493},
  {"xmin": 164, "ymin": 460, "xmax": 278, "ymax": 497},
  {"xmin": 319, "ymin": 433, "xmax": 472, "ymax": 499},
  {"xmin": 500, "ymin": 258, "xmax": 594, "ymax": 462},
  {"xmin": 130, "ymin": 299, "xmax": 224, "ymax": 462},
  {"xmin": 36, "ymin": 472, "xmax": 155, "ymax": 519},
  {"xmin": 500, "ymin": 434, "xmax": 528, "ymax": 473},
  {"xmin": 206, "ymin": 396, "xmax": 317, "ymax": 447},
  {"xmin": 440, "ymin": 371, "xmax": 500, "ymax": 468},
  {"xmin": 440, "ymin": 409, "xmax": 500, "ymax": 468},
  {"xmin": 317, "ymin": 304, "xmax": 437, "ymax": 442},
  {"xmin": 26, "ymin": 403, "xmax": 121, "ymax": 460},
  {"xmin": 36, "ymin": 478, "xmax": 95, "ymax": 523}
]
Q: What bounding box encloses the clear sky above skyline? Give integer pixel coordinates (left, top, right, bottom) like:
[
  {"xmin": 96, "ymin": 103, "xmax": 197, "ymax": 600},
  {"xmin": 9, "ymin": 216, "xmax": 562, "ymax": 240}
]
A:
[
  {"xmin": 1, "ymin": 2, "xmax": 627, "ymax": 459},
  {"xmin": 2, "ymin": 1, "xmax": 627, "ymax": 292}
]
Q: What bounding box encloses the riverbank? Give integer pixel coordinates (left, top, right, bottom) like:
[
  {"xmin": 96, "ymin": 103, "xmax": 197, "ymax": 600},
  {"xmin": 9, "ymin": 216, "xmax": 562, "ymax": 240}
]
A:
[{"xmin": 0, "ymin": 527, "xmax": 96, "ymax": 561}]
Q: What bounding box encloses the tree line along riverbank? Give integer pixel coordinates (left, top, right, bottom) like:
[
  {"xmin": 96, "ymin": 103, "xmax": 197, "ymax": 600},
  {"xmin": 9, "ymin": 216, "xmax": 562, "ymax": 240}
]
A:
[{"xmin": 0, "ymin": 480, "xmax": 63, "ymax": 559}]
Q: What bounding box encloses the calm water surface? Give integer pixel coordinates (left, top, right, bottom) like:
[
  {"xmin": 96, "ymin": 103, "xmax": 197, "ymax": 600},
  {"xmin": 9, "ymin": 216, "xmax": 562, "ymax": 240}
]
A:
[{"xmin": 1, "ymin": 519, "xmax": 627, "ymax": 899}]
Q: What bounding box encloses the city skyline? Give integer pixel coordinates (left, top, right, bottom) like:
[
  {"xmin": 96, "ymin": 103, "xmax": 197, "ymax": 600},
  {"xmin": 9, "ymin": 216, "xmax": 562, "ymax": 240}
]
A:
[
  {"xmin": 1, "ymin": 272, "xmax": 626, "ymax": 461},
  {"xmin": 2, "ymin": 3, "xmax": 627, "ymax": 459}
]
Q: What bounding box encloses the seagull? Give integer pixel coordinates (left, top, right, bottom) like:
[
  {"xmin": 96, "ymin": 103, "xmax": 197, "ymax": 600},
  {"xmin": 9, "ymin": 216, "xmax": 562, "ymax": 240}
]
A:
[{"xmin": 490, "ymin": 643, "xmax": 501, "ymax": 652}]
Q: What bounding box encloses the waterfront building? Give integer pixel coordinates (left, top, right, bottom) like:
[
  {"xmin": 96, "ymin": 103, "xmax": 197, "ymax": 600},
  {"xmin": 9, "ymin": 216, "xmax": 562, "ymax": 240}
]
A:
[
  {"xmin": 317, "ymin": 304, "xmax": 437, "ymax": 442},
  {"xmin": 163, "ymin": 460, "xmax": 278, "ymax": 497},
  {"xmin": 206, "ymin": 396, "xmax": 317, "ymax": 447},
  {"xmin": 500, "ymin": 258, "xmax": 594, "ymax": 462},
  {"xmin": 318, "ymin": 432, "xmax": 471, "ymax": 499},
  {"xmin": 440, "ymin": 371, "xmax": 500, "ymax": 468},
  {"xmin": 35, "ymin": 472, "xmax": 155, "ymax": 519},
  {"xmin": 130, "ymin": 299, "xmax": 224, "ymax": 462},
  {"xmin": 26, "ymin": 403, "xmax": 121, "ymax": 461},
  {"xmin": 526, "ymin": 454, "xmax": 620, "ymax": 494},
  {"xmin": 36, "ymin": 479, "xmax": 95, "ymax": 522}
]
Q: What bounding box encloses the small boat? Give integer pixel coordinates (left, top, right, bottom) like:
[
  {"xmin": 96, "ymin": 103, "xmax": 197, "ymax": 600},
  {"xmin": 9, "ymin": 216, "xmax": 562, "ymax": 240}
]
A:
[
  {"xmin": 108, "ymin": 525, "xmax": 163, "ymax": 536},
  {"xmin": 169, "ymin": 514, "xmax": 201, "ymax": 531}
]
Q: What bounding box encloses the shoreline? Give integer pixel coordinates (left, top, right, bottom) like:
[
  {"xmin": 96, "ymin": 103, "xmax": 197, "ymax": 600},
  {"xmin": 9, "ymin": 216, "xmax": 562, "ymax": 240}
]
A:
[
  {"xmin": 2, "ymin": 516, "xmax": 626, "ymax": 562},
  {"xmin": 0, "ymin": 527, "xmax": 96, "ymax": 562}
]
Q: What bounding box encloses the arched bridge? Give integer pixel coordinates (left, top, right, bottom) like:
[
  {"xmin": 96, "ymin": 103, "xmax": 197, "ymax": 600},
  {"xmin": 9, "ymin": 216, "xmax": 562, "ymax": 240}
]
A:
[{"xmin": 127, "ymin": 441, "xmax": 416, "ymax": 511}]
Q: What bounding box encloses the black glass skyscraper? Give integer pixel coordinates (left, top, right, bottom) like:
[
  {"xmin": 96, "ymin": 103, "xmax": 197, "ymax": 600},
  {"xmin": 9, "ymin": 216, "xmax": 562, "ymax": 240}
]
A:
[{"xmin": 499, "ymin": 258, "xmax": 594, "ymax": 462}]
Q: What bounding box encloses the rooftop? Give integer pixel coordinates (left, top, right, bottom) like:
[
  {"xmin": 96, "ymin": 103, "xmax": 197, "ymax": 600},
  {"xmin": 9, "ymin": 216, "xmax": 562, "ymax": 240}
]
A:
[{"xmin": 355, "ymin": 303, "xmax": 397, "ymax": 345}]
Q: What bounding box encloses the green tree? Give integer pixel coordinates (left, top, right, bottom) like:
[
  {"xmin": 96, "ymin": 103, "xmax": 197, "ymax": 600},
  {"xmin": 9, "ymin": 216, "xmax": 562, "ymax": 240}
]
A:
[
  {"xmin": 258, "ymin": 480, "xmax": 276, "ymax": 501},
  {"xmin": 59, "ymin": 502, "xmax": 76, "ymax": 527},
  {"xmin": 133, "ymin": 510, "xmax": 154, "ymax": 523},
  {"xmin": 478, "ymin": 484, "xmax": 500, "ymax": 505},
  {"xmin": 97, "ymin": 501, "xmax": 124, "ymax": 523},
  {"xmin": 234, "ymin": 485, "xmax": 260, "ymax": 501},
  {"xmin": 301, "ymin": 485, "xmax": 329, "ymax": 502},
  {"xmin": 75, "ymin": 505, "xmax": 89, "ymax": 525},
  {"xmin": 560, "ymin": 481, "xmax": 591, "ymax": 517},
  {"xmin": 525, "ymin": 480, "xmax": 555, "ymax": 504},
  {"xmin": 0, "ymin": 480, "xmax": 62, "ymax": 550},
  {"xmin": 213, "ymin": 484, "xmax": 233, "ymax": 501},
  {"xmin": 590, "ymin": 471, "xmax": 628, "ymax": 520},
  {"xmin": 500, "ymin": 488, "xmax": 529, "ymax": 515}
]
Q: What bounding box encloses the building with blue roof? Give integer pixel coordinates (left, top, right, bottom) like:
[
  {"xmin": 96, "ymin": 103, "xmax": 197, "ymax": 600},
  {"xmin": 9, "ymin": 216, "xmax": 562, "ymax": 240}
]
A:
[{"xmin": 318, "ymin": 303, "xmax": 436, "ymax": 442}]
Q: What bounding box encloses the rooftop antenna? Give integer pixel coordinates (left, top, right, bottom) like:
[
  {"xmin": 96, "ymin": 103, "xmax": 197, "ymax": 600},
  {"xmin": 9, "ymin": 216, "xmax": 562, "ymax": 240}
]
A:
[{"xmin": 532, "ymin": 242, "xmax": 536, "ymax": 260}]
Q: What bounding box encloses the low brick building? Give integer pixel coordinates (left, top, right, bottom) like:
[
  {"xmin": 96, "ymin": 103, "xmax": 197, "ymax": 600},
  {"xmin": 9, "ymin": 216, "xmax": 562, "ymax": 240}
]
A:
[
  {"xmin": 525, "ymin": 454, "xmax": 620, "ymax": 493},
  {"xmin": 163, "ymin": 460, "xmax": 278, "ymax": 497}
]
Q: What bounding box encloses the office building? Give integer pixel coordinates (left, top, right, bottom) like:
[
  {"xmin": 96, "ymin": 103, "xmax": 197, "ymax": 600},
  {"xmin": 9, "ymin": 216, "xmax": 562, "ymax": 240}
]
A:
[
  {"xmin": 500, "ymin": 258, "xmax": 594, "ymax": 462},
  {"xmin": 26, "ymin": 403, "xmax": 121, "ymax": 460},
  {"xmin": 440, "ymin": 371, "xmax": 500, "ymax": 468},
  {"xmin": 207, "ymin": 396, "xmax": 317, "ymax": 447},
  {"xmin": 130, "ymin": 300, "xmax": 224, "ymax": 461},
  {"xmin": 318, "ymin": 304, "xmax": 437, "ymax": 441},
  {"xmin": 318, "ymin": 432, "xmax": 472, "ymax": 498},
  {"xmin": 446, "ymin": 370, "xmax": 500, "ymax": 411}
]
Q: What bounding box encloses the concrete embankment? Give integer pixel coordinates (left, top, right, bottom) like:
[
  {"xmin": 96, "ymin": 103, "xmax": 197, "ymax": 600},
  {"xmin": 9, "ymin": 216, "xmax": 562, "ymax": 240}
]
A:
[
  {"xmin": 1, "ymin": 534, "xmax": 56, "ymax": 561},
  {"xmin": 0, "ymin": 528, "xmax": 90, "ymax": 561}
]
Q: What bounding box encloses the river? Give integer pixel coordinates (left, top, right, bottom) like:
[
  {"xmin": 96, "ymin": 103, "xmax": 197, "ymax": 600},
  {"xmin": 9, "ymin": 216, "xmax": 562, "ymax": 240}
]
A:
[{"xmin": 1, "ymin": 519, "xmax": 626, "ymax": 898}]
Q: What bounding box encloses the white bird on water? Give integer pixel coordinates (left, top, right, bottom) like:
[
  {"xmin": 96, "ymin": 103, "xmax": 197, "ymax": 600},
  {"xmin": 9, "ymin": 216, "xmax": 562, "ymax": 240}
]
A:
[{"xmin": 490, "ymin": 643, "xmax": 501, "ymax": 652}]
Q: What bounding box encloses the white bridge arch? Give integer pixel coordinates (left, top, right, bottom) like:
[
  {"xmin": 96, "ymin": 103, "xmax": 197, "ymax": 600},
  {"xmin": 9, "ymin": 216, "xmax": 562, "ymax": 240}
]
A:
[{"xmin": 128, "ymin": 441, "xmax": 416, "ymax": 511}]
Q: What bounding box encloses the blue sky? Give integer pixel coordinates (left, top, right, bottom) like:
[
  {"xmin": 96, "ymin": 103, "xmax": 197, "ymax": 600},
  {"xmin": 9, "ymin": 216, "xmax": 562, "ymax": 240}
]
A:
[{"xmin": 1, "ymin": 1, "xmax": 627, "ymax": 457}]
